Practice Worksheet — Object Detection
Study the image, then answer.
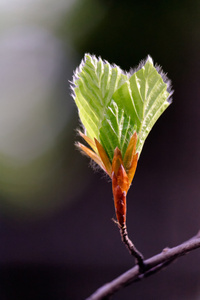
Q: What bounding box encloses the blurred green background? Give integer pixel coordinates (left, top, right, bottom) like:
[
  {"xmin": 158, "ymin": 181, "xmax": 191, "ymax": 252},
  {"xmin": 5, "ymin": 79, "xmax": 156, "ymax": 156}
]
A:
[{"xmin": 0, "ymin": 0, "xmax": 200, "ymax": 299}]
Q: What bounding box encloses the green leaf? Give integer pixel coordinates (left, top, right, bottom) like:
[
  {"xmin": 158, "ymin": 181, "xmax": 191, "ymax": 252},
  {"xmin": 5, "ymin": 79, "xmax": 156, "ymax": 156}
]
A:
[
  {"xmin": 72, "ymin": 54, "xmax": 172, "ymax": 163},
  {"xmin": 72, "ymin": 54, "xmax": 128, "ymax": 140},
  {"xmin": 112, "ymin": 56, "xmax": 172, "ymax": 157},
  {"xmin": 99, "ymin": 101, "xmax": 136, "ymax": 161}
]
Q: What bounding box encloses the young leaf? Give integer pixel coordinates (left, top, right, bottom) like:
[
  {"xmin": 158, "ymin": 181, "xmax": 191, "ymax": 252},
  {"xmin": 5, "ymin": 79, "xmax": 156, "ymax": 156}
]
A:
[
  {"xmin": 72, "ymin": 54, "xmax": 128, "ymax": 141},
  {"xmin": 72, "ymin": 54, "xmax": 172, "ymax": 167},
  {"xmin": 112, "ymin": 56, "xmax": 172, "ymax": 157},
  {"xmin": 99, "ymin": 100, "xmax": 136, "ymax": 161}
]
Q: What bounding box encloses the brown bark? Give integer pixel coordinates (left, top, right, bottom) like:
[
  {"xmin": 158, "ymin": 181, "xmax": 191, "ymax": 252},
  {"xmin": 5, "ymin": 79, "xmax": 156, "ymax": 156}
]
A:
[{"xmin": 86, "ymin": 231, "xmax": 200, "ymax": 300}]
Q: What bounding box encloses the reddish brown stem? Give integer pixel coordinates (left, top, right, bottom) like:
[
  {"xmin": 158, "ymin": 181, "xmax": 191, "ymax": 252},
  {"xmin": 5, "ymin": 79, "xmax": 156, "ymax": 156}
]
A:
[{"xmin": 112, "ymin": 165, "xmax": 144, "ymax": 267}]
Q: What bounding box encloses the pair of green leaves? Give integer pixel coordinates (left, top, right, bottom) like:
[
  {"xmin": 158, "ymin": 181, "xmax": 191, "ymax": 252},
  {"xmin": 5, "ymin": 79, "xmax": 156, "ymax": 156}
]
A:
[{"xmin": 72, "ymin": 54, "xmax": 172, "ymax": 162}]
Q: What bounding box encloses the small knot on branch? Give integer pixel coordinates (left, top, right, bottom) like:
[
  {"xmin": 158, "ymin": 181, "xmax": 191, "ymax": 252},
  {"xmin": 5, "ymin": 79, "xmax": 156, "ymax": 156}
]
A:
[{"xmin": 162, "ymin": 247, "xmax": 170, "ymax": 253}]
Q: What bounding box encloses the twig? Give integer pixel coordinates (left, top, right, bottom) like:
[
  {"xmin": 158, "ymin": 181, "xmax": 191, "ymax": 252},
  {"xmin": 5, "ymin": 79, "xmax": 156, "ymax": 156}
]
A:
[
  {"xmin": 120, "ymin": 225, "xmax": 145, "ymax": 270},
  {"xmin": 86, "ymin": 231, "xmax": 200, "ymax": 300}
]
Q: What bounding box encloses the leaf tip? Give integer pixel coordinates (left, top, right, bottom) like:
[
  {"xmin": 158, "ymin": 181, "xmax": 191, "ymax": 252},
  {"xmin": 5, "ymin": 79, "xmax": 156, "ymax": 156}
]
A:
[{"xmin": 146, "ymin": 55, "xmax": 154, "ymax": 65}]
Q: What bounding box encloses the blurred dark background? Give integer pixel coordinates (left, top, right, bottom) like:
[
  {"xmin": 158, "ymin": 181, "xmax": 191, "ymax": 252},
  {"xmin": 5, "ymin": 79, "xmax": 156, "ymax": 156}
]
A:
[{"xmin": 0, "ymin": 0, "xmax": 200, "ymax": 299}]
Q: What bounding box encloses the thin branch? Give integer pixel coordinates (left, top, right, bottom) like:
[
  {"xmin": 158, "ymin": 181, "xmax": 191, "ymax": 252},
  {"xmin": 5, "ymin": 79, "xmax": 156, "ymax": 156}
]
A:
[
  {"xmin": 86, "ymin": 231, "xmax": 200, "ymax": 300},
  {"xmin": 120, "ymin": 225, "xmax": 144, "ymax": 270}
]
